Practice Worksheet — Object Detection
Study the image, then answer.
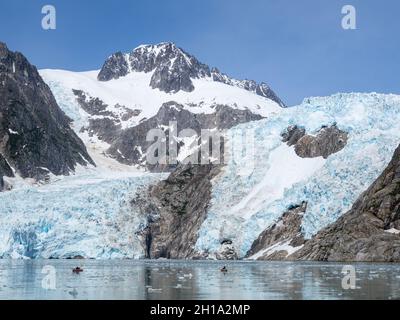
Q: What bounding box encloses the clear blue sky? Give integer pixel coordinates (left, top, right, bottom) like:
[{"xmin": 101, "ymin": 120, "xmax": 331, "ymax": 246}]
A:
[{"xmin": 0, "ymin": 0, "xmax": 399, "ymax": 106}]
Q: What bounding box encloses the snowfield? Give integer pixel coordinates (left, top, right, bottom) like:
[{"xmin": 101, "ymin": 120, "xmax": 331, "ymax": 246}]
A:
[{"xmin": 40, "ymin": 69, "xmax": 281, "ymax": 130}]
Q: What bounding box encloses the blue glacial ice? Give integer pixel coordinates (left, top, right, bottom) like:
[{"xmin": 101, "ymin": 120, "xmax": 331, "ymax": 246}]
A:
[
  {"xmin": 2, "ymin": 88, "xmax": 400, "ymax": 260},
  {"xmin": 0, "ymin": 74, "xmax": 168, "ymax": 259},
  {"xmin": 0, "ymin": 170, "xmax": 165, "ymax": 259},
  {"xmin": 196, "ymin": 93, "xmax": 400, "ymax": 257}
]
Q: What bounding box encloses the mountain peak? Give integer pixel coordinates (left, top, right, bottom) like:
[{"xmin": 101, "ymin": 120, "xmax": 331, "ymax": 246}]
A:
[
  {"xmin": 133, "ymin": 42, "xmax": 180, "ymax": 53},
  {"xmin": 98, "ymin": 42, "xmax": 211, "ymax": 92},
  {"xmin": 97, "ymin": 42, "xmax": 285, "ymax": 106}
]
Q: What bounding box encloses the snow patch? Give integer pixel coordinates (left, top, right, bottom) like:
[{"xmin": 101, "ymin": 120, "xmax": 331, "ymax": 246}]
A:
[
  {"xmin": 248, "ymin": 240, "xmax": 304, "ymax": 260},
  {"xmin": 385, "ymin": 228, "xmax": 400, "ymax": 235}
]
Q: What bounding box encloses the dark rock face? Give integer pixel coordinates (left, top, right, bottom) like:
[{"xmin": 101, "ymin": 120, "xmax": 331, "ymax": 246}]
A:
[
  {"xmin": 98, "ymin": 43, "xmax": 210, "ymax": 93},
  {"xmin": 196, "ymin": 105, "xmax": 263, "ymax": 130},
  {"xmin": 0, "ymin": 153, "xmax": 13, "ymax": 190},
  {"xmin": 97, "ymin": 42, "xmax": 285, "ymax": 106},
  {"xmin": 246, "ymin": 203, "xmax": 307, "ymax": 260},
  {"xmin": 107, "ymin": 102, "xmax": 262, "ymax": 170},
  {"xmin": 72, "ymin": 89, "xmax": 115, "ymax": 118},
  {"xmin": 256, "ymin": 83, "xmax": 285, "ymax": 107},
  {"xmin": 133, "ymin": 163, "xmax": 221, "ymax": 259},
  {"xmin": 73, "ymin": 90, "xmax": 144, "ymax": 145},
  {"xmin": 150, "ymin": 62, "xmax": 195, "ymax": 93},
  {"xmin": 281, "ymin": 125, "xmax": 306, "ymax": 146},
  {"xmin": 129, "ymin": 43, "xmax": 211, "ymax": 78},
  {"xmin": 72, "ymin": 89, "xmax": 139, "ymax": 123},
  {"xmin": 211, "ymin": 67, "xmax": 286, "ymax": 107},
  {"xmin": 282, "ymin": 125, "xmax": 348, "ymax": 159},
  {"xmin": 82, "ymin": 118, "xmax": 121, "ymax": 145},
  {"xmin": 97, "ymin": 52, "xmax": 129, "ymax": 81},
  {"xmin": 291, "ymin": 144, "xmax": 400, "ymax": 262},
  {"xmin": 0, "ymin": 42, "xmax": 94, "ymax": 185},
  {"xmin": 107, "ymin": 102, "xmax": 202, "ymax": 170}
]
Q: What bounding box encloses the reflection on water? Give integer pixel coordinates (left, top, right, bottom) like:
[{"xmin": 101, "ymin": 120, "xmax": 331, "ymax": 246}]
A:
[{"xmin": 0, "ymin": 260, "xmax": 398, "ymax": 300}]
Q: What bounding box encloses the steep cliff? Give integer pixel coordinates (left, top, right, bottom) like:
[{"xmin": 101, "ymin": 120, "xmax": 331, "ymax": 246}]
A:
[
  {"xmin": 133, "ymin": 164, "xmax": 221, "ymax": 259},
  {"xmin": 0, "ymin": 42, "xmax": 94, "ymax": 187}
]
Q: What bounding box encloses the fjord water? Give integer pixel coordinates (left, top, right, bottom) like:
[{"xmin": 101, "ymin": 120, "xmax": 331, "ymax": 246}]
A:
[{"xmin": 0, "ymin": 260, "xmax": 399, "ymax": 300}]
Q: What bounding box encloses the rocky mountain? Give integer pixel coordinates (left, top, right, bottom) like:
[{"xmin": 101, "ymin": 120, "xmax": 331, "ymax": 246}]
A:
[
  {"xmin": 97, "ymin": 42, "xmax": 285, "ymax": 107},
  {"xmin": 2, "ymin": 41, "xmax": 399, "ymax": 262},
  {"xmin": 107, "ymin": 101, "xmax": 262, "ymax": 170},
  {"xmin": 133, "ymin": 163, "xmax": 221, "ymax": 259},
  {"xmin": 0, "ymin": 42, "xmax": 94, "ymax": 191},
  {"xmin": 40, "ymin": 42, "xmax": 284, "ymax": 170}
]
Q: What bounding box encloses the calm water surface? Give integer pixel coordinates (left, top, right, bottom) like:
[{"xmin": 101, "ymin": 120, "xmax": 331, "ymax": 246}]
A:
[{"xmin": 0, "ymin": 260, "xmax": 399, "ymax": 300}]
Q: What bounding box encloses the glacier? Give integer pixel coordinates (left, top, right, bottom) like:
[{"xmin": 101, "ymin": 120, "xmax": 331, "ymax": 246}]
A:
[
  {"xmin": 0, "ymin": 69, "xmax": 175, "ymax": 260},
  {"xmin": 196, "ymin": 93, "xmax": 400, "ymax": 258},
  {"xmin": 2, "ymin": 85, "xmax": 400, "ymax": 260},
  {"xmin": 0, "ymin": 167, "xmax": 166, "ymax": 259},
  {"xmin": 0, "ymin": 69, "xmax": 170, "ymax": 259}
]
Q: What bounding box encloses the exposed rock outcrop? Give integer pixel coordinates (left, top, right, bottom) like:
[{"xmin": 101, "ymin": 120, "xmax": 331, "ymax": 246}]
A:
[
  {"xmin": 291, "ymin": 143, "xmax": 400, "ymax": 262},
  {"xmin": 107, "ymin": 102, "xmax": 262, "ymax": 170},
  {"xmin": 97, "ymin": 51, "xmax": 130, "ymax": 81},
  {"xmin": 98, "ymin": 43, "xmax": 210, "ymax": 93},
  {"xmin": 282, "ymin": 125, "xmax": 348, "ymax": 159},
  {"xmin": 98, "ymin": 42, "xmax": 285, "ymax": 106},
  {"xmin": 0, "ymin": 153, "xmax": 13, "ymax": 191},
  {"xmin": 246, "ymin": 202, "xmax": 307, "ymax": 260},
  {"xmin": 211, "ymin": 67, "xmax": 286, "ymax": 107},
  {"xmin": 281, "ymin": 125, "xmax": 306, "ymax": 146},
  {"xmin": 73, "ymin": 89, "xmax": 144, "ymax": 144},
  {"xmin": 73, "ymin": 89, "xmax": 121, "ymax": 119},
  {"xmin": 81, "ymin": 118, "xmax": 121, "ymax": 145},
  {"xmin": 133, "ymin": 163, "xmax": 221, "ymax": 259},
  {"xmin": 72, "ymin": 90, "xmax": 124, "ymax": 144},
  {"xmin": 0, "ymin": 42, "xmax": 94, "ymax": 186}
]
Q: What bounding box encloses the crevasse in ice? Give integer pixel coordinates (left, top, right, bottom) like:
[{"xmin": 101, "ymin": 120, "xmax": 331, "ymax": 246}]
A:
[{"xmin": 196, "ymin": 93, "xmax": 400, "ymax": 257}]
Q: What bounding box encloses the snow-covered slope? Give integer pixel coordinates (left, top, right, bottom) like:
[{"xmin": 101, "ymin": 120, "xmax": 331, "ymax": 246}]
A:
[
  {"xmin": 96, "ymin": 42, "xmax": 286, "ymax": 107},
  {"xmin": 3, "ymin": 42, "xmax": 399, "ymax": 260},
  {"xmin": 39, "ymin": 44, "xmax": 284, "ymax": 169},
  {"xmin": 40, "ymin": 69, "xmax": 281, "ymax": 131},
  {"xmin": 196, "ymin": 93, "xmax": 400, "ymax": 258}
]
